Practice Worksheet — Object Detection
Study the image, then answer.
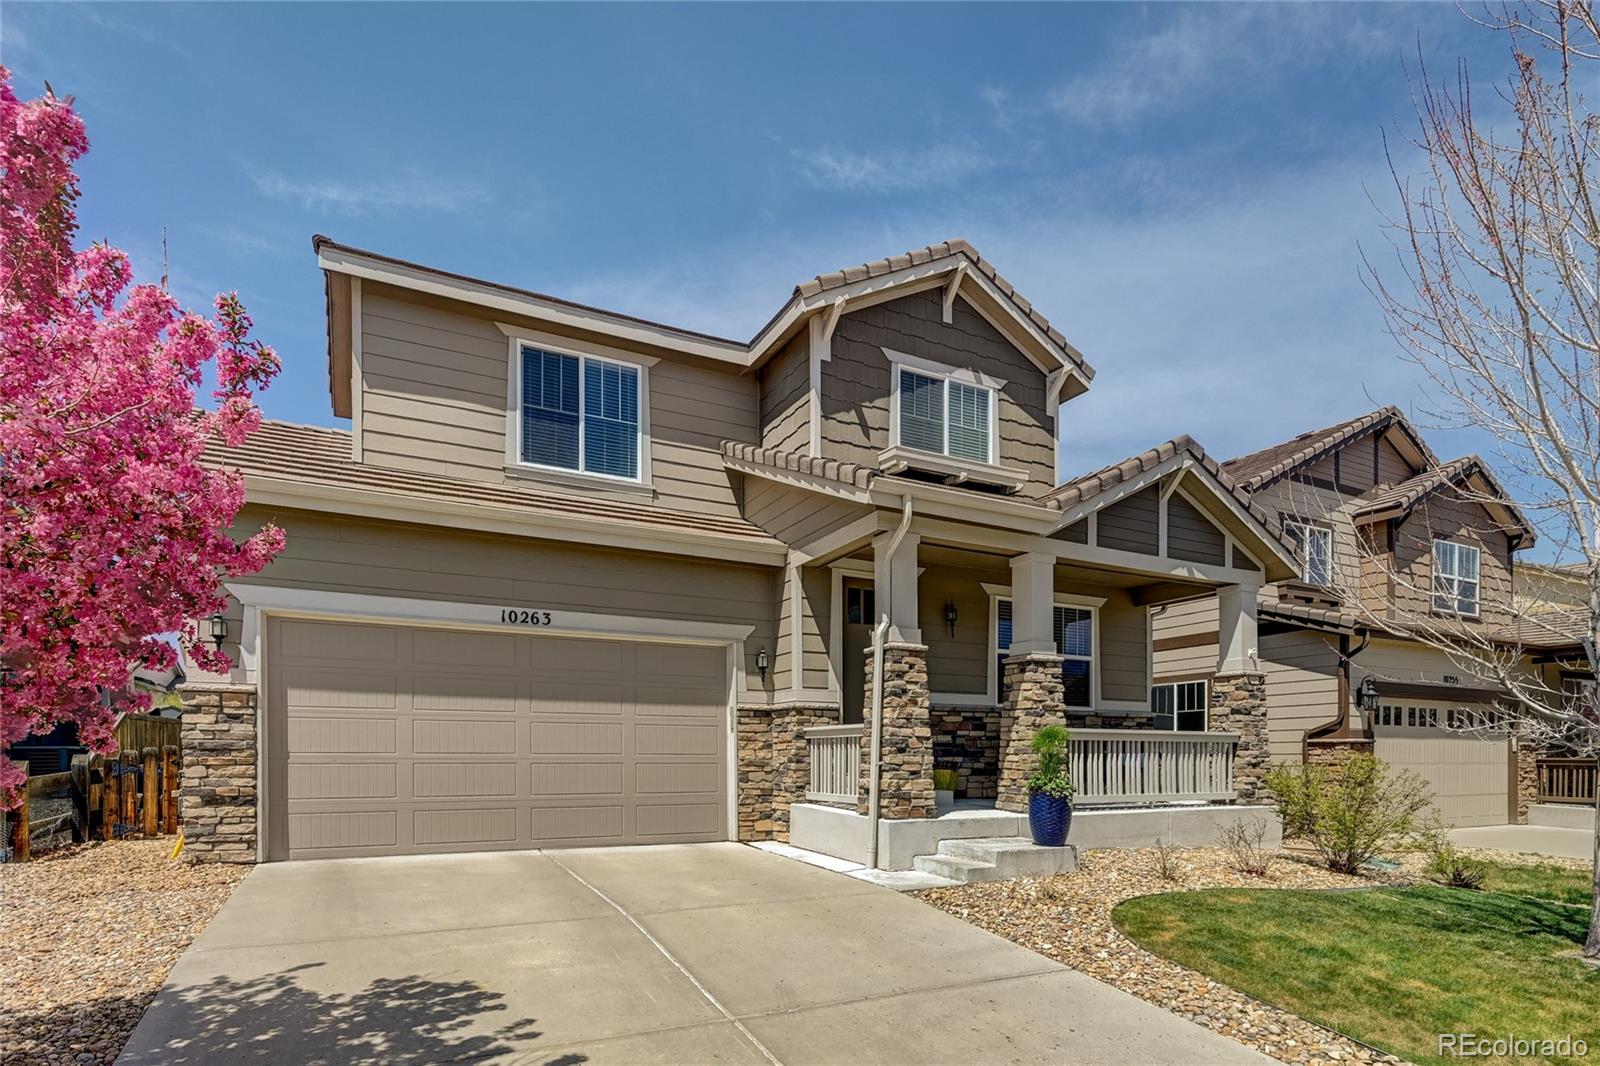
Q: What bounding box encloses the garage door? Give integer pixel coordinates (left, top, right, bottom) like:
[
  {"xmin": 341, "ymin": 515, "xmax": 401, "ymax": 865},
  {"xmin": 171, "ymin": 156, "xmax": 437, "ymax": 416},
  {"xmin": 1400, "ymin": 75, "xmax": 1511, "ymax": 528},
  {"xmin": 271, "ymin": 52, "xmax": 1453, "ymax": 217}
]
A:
[
  {"xmin": 1373, "ymin": 702, "xmax": 1510, "ymax": 828},
  {"xmin": 264, "ymin": 618, "xmax": 729, "ymax": 860}
]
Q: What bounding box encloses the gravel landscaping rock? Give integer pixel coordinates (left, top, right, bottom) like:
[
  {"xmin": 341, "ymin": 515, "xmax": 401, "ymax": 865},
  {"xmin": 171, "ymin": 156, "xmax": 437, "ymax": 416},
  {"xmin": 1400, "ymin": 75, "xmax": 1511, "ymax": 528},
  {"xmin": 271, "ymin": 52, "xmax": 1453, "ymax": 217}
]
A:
[
  {"xmin": 917, "ymin": 846, "xmax": 1410, "ymax": 1066},
  {"xmin": 0, "ymin": 840, "xmax": 246, "ymax": 1066}
]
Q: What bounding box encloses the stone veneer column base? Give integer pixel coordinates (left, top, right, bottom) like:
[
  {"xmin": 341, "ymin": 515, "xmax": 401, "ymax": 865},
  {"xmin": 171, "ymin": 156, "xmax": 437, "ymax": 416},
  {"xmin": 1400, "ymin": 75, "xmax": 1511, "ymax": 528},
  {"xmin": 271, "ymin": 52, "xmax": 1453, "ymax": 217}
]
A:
[
  {"xmin": 1208, "ymin": 673, "xmax": 1269, "ymax": 802},
  {"xmin": 1303, "ymin": 736, "xmax": 1375, "ymax": 767},
  {"xmin": 995, "ymin": 653, "xmax": 1065, "ymax": 813},
  {"xmin": 858, "ymin": 643, "xmax": 935, "ymax": 819},
  {"xmin": 179, "ymin": 683, "xmax": 259, "ymax": 864},
  {"xmin": 736, "ymin": 702, "xmax": 840, "ymax": 843},
  {"xmin": 1513, "ymin": 741, "xmax": 1538, "ymax": 825}
]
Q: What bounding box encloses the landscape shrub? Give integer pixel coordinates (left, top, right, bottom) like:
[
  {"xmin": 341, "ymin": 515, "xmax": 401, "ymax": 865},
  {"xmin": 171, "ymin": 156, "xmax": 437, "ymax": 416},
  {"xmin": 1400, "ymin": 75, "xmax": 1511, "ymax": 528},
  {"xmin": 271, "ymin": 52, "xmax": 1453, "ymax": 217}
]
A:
[
  {"xmin": 1264, "ymin": 752, "xmax": 1433, "ymax": 875},
  {"xmin": 1217, "ymin": 819, "xmax": 1275, "ymax": 878}
]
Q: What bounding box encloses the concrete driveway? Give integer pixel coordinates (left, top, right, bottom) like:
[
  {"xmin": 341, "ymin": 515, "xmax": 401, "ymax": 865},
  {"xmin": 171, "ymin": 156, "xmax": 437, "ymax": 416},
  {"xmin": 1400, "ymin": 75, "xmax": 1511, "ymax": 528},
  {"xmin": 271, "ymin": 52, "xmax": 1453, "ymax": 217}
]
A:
[{"xmin": 119, "ymin": 843, "xmax": 1265, "ymax": 1066}]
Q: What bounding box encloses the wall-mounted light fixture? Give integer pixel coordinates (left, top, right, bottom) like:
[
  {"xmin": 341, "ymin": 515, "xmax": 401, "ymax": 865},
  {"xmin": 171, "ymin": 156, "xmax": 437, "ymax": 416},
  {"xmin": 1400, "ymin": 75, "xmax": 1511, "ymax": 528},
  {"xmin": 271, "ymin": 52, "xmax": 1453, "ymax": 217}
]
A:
[
  {"xmin": 756, "ymin": 647, "xmax": 769, "ymax": 681},
  {"xmin": 1355, "ymin": 674, "xmax": 1380, "ymax": 713},
  {"xmin": 207, "ymin": 612, "xmax": 229, "ymax": 651},
  {"xmin": 943, "ymin": 601, "xmax": 958, "ymax": 637}
]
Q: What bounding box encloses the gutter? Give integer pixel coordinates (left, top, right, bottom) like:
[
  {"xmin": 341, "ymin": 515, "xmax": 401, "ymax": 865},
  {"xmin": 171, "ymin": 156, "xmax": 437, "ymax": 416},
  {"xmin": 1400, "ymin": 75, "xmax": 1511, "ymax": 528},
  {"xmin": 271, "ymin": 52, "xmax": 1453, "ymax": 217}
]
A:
[
  {"xmin": 1306, "ymin": 628, "xmax": 1371, "ymax": 743},
  {"xmin": 866, "ymin": 497, "xmax": 914, "ymax": 870}
]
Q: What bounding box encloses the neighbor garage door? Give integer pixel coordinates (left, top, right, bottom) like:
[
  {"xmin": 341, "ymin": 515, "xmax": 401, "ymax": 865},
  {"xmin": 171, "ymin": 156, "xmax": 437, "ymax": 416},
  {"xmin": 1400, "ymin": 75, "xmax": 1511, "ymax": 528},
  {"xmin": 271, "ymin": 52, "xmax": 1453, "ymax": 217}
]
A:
[
  {"xmin": 264, "ymin": 618, "xmax": 729, "ymax": 860},
  {"xmin": 1373, "ymin": 702, "xmax": 1510, "ymax": 828}
]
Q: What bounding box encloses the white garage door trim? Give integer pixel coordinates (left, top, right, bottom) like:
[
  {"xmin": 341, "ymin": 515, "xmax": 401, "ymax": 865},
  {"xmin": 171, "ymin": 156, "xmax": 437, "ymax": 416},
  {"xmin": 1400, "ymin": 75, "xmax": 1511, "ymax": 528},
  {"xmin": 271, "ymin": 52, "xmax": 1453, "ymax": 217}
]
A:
[{"xmin": 228, "ymin": 583, "xmax": 754, "ymax": 862}]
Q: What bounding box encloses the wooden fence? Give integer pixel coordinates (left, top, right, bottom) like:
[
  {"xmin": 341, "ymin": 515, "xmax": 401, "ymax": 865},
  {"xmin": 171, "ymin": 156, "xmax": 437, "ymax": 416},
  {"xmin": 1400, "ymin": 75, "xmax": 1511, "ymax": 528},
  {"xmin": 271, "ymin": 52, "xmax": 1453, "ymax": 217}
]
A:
[
  {"xmin": 5, "ymin": 744, "xmax": 182, "ymax": 863},
  {"xmin": 1537, "ymin": 757, "xmax": 1598, "ymax": 806}
]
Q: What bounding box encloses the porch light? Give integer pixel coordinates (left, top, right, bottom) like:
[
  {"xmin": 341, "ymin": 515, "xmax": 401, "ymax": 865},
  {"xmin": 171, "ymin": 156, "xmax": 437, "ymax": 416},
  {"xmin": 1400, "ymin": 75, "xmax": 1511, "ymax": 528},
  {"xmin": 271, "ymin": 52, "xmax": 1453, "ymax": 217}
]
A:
[
  {"xmin": 1356, "ymin": 674, "xmax": 1380, "ymax": 713},
  {"xmin": 207, "ymin": 612, "xmax": 228, "ymax": 651},
  {"xmin": 943, "ymin": 601, "xmax": 958, "ymax": 637},
  {"xmin": 756, "ymin": 647, "xmax": 769, "ymax": 681}
]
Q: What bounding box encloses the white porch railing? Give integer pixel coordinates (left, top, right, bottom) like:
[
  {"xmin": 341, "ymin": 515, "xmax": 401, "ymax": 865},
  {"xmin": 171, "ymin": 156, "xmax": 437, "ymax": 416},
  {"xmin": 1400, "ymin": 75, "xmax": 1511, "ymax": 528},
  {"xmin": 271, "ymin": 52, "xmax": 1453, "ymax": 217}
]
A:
[
  {"xmin": 806, "ymin": 724, "xmax": 863, "ymax": 804},
  {"xmin": 1069, "ymin": 729, "xmax": 1238, "ymax": 807}
]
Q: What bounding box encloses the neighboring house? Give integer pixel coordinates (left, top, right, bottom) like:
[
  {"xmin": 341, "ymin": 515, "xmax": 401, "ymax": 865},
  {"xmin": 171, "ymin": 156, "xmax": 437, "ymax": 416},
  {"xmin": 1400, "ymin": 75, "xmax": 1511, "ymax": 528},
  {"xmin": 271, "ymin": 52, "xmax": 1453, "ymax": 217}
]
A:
[
  {"xmin": 1152, "ymin": 406, "xmax": 1589, "ymax": 827},
  {"xmin": 180, "ymin": 236, "xmax": 1304, "ymax": 865}
]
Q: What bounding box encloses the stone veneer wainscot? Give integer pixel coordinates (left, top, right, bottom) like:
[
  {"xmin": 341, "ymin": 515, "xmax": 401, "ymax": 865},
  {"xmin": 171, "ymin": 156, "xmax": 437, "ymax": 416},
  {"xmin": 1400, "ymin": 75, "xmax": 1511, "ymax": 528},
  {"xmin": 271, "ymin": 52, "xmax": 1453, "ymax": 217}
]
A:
[{"xmin": 179, "ymin": 683, "xmax": 259, "ymax": 864}]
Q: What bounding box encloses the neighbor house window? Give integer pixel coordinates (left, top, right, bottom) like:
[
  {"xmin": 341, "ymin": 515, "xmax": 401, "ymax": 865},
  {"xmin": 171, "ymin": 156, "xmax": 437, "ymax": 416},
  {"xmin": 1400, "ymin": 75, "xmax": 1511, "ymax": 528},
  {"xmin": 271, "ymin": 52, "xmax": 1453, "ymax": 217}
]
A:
[
  {"xmin": 1432, "ymin": 539, "xmax": 1480, "ymax": 616},
  {"xmin": 1283, "ymin": 519, "xmax": 1333, "ymax": 586},
  {"xmin": 996, "ymin": 599, "xmax": 1095, "ymax": 708},
  {"xmin": 1151, "ymin": 680, "xmax": 1207, "ymax": 731},
  {"xmin": 517, "ymin": 344, "xmax": 641, "ymax": 480},
  {"xmin": 896, "ymin": 367, "xmax": 994, "ymax": 463}
]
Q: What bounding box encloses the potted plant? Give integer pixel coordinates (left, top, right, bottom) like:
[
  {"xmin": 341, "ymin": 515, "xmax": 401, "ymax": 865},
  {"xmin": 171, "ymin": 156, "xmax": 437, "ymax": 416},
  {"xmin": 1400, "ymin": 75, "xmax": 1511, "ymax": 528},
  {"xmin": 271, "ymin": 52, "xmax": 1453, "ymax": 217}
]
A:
[
  {"xmin": 1025, "ymin": 724, "xmax": 1074, "ymax": 847},
  {"xmin": 931, "ymin": 767, "xmax": 960, "ymax": 810}
]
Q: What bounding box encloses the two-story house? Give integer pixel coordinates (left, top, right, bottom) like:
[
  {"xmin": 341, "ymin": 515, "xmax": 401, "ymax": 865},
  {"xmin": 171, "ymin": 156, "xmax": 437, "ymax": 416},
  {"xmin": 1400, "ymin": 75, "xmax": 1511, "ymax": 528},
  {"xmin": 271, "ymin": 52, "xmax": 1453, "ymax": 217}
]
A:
[
  {"xmin": 181, "ymin": 237, "xmax": 1303, "ymax": 869},
  {"xmin": 1152, "ymin": 407, "xmax": 1588, "ymax": 828}
]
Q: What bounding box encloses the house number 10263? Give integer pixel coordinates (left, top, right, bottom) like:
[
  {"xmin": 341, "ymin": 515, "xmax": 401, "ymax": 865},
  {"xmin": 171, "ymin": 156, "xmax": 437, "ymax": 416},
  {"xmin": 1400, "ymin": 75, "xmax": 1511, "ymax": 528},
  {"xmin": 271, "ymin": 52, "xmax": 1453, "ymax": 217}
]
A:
[{"xmin": 500, "ymin": 608, "xmax": 553, "ymax": 626}]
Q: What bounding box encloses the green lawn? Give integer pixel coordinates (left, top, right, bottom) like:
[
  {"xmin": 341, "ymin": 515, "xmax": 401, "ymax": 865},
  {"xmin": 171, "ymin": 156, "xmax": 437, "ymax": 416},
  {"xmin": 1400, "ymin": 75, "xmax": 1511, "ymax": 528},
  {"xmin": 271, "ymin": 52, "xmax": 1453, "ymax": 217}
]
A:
[
  {"xmin": 1114, "ymin": 884, "xmax": 1599, "ymax": 1065},
  {"xmin": 1478, "ymin": 862, "xmax": 1595, "ymax": 907}
]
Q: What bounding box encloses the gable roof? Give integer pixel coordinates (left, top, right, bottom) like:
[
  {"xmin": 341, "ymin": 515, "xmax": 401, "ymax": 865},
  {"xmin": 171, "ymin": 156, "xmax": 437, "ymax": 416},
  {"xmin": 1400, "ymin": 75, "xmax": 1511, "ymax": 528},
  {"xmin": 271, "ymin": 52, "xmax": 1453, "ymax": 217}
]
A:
[
  {"xmin": 314, "ymin": 235, "xmax": 1093, "ymax": 417},
  {"xmin": 1223, "ymin": 406, "xmax": 1439, "ymax": 492},
  {"xmin": 1352, "ymin": 455, "xmax": 1536, "ymax": 546},
  {"xmin": 206, "ymin": 420, "xmax": 786, "ymax": 565}
]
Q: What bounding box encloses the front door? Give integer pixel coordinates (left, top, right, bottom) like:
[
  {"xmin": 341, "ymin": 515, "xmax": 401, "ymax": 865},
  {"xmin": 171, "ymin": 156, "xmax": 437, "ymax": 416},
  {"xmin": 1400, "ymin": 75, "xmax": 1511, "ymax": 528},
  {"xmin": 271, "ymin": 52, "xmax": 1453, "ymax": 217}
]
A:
[{"xmin": 841, "ymin": 579, "xmax": 875, "ymax": 725}]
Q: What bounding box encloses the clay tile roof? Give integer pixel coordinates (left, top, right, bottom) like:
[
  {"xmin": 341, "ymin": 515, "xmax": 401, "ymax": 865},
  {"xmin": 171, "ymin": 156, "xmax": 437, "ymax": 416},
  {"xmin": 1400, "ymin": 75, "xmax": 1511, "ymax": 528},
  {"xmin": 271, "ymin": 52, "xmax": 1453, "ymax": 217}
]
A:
[
  {"xmin": 791, "ymin": 239, "xmax": 1093, "ymax": 381},
  {"xmin": 1042, "ymin": 436, "xmax": 1299, "ymax": 563},
  {"xmin": 1223, "ymin": 406, "xmax": 1439, "ymax": 491},
  {"xmin": 208, "ymin": 420, "xmax": 782, "ymax": 545},
  {"xmin": 720, "ymin": 441, "xmax": 877, "ymax": 491}
]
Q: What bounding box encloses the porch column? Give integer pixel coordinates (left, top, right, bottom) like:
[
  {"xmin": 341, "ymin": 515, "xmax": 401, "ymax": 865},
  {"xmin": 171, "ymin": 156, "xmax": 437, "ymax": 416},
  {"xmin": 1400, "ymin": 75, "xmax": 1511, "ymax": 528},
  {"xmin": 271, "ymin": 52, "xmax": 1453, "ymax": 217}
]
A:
[
  {"xmin": 859, "ymin": 529, "xmax": 934, "ymax": 819},
  {"xmin": 872, "ymin": 529, "xmax": 921, "ymax": 644},
  {"xmin": 1008, "ymin": 552, "xmax": 1056, "ymax": 654},
  {"xmin": 1217, "ymin": 581, "xmax": 1260, "ymax": 675}
]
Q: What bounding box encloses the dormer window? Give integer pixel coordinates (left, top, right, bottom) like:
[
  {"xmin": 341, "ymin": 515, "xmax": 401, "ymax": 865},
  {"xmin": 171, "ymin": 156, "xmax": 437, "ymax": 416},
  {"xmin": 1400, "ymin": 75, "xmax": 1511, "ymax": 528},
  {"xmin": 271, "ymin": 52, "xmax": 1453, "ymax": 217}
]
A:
[
  {"xmin": 508, "ymin": 339, "xmax": 651, "ymax": 485},
  {"xmin": 1432, "ymin": 539, "xmax": 1480, "ymax": 616},
  {"xmin": 897, "ymin": 367, "xmax": 994, "ymax": 463}
]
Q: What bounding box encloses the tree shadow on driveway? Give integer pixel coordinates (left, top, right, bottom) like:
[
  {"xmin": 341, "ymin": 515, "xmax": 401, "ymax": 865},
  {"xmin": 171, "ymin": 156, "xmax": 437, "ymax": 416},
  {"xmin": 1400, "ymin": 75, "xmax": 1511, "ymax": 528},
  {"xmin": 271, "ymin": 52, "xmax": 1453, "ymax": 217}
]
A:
[{"xmin": 104, "ymin": 962, "xmax": 564, "ymax": 1065}]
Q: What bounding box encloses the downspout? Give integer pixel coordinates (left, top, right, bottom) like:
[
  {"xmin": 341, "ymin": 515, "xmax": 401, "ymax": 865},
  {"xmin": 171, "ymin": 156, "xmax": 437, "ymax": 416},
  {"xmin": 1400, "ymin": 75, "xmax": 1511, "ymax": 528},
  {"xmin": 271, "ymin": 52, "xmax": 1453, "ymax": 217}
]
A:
[
  {"xmin": 1306, "ymin": 628, "xmax": 1371, "ymax": 744},
  {"xmin": 867, "ymin": 497, "xmax": 914, "ymax": 871}
]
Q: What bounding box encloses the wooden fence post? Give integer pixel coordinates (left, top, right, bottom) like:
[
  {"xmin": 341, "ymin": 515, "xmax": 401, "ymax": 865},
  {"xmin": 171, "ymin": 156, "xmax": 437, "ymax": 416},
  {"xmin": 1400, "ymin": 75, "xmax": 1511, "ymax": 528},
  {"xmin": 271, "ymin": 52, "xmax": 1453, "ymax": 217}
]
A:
[
  {"xmin": 141, "ymin": 747, "xmax": 158, "ymax": 837},
  {"xmin": 120, "ymin": 752, "xmax": 137, "ymax": 836},
  {"xmin": 100, "ymin": 756, "xmax": 115, "ymax": 841},
  {"xmin": 8, "ymin": 761, "xmax": 29, "ymax": 862},
  {"xmin": 161, "ymin": 745, "xmax": 178, "ymax": 834}
]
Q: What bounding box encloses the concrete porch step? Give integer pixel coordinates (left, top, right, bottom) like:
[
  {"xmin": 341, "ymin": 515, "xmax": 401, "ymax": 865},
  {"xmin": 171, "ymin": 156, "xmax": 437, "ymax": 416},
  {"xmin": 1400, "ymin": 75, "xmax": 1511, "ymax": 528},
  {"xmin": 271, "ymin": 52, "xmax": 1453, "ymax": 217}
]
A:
[
  {"xmin": 911, "ymin": 853, "xmax": 997, "ymax": 883},
  {"xmin": 939, "ymin": 836, "xmax": 1079, "ymax": 879}
]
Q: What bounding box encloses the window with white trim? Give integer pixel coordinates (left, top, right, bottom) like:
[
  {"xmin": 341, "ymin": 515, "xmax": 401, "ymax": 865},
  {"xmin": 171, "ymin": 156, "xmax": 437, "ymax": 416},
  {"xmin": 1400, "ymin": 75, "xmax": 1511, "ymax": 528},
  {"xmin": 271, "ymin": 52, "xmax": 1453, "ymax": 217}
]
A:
[
  {"xmin": 896, "ymin": 366, "xmax": 994, "ymax": 463},
  {"xmin": 1283, "ymin": 519, "xmax": 1333, "ymax": 586},
  {"xmin": 1432, "ymin": 539, "xmax": 1480, "ymax": 616},
  {"xmin": 517, "ymin": 344, "xmax": 641, "ymax": 480},
  {"xmin": 1151, "ymin": 680, "xmax": 1207, "ymax": 731},
  {"xmin": 996, "ymin": 599, "xmax": 1094, "ymax": 708}
]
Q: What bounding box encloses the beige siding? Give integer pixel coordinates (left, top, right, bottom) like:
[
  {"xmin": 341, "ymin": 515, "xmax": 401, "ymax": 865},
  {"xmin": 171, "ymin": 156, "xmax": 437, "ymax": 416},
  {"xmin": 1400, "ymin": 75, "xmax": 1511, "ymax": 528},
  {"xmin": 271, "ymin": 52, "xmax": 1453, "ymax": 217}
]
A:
[
  {"xmin": 1167, "ymin": 492, "xmax": 1226, "ymax": 565},
  {"xmin": 759, "ymin": 332, "xmax": 811, "ymax": 454},
  {"xmin": 1376, "ymin": 436, "xmax": 1414, "ymax": 485},
  {"xmin": 1098, "ymin": 594, "xmax": 1149, "ymax": 704},
  {"xmin": 742, "ymin": 481, "xmax": 869, "ymax": 548},
  {"xmin": 358, "ymin": 284, "xmax": 757, "ymax": 518},
  {"xmin": 1151, "ymin": 596, "xmax": 1218, "ymax": 680},
  {"xmin": 820, "ymin": 288, "xmax": 1058, "ymax": 498},
  {"xmin": 1259, "ymin": 631, "xmax": 1340, "ymax": 762},
  {"xmin": 1389, "ymin": 489, "xmax": 1516, "ymax": 628},
  {"xmin": 205, "ymin": 506, "xmax": 776, "ymax": 696},
  {"xmin": 1098, "ymin": 486, "xmax": 1159, "ymax": 555}
]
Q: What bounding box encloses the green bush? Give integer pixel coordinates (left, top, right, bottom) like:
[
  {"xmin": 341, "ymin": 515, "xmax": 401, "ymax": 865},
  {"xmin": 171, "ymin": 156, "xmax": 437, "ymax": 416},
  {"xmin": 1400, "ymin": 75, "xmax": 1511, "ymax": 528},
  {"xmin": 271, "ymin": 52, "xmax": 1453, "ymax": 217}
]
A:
[
  {"xmin": 1026, "ymin": 724, "xmax": 1075, "ymax": 800},
  {"xmin": 1414, "ymin": 815, "xmax": 1490, "ymax": 889},
  {"xmin": 1263, "ymin": 751, "xmax": 1433, "ymax": 875}
]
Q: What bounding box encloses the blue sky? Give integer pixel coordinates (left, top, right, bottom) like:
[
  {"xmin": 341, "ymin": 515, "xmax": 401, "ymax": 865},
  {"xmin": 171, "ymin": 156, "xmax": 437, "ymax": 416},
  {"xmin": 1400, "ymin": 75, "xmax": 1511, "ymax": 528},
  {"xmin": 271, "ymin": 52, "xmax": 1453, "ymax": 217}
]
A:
[{"xmin": 3, "ymin": 2, "xmax": 1513, "ymax": 480}]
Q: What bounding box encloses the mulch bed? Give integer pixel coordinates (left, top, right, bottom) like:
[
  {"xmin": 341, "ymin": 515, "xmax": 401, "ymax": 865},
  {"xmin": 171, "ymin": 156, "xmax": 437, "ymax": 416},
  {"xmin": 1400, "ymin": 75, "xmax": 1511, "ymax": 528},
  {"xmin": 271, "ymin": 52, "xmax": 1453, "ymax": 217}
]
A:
[
  {"xmin": 917, "ymin": 846, "xmax": 1410, "ymax": 1066},
  {"xmin": 0, "ymin": 839, "xmax": 247, "ymax": 1066}
]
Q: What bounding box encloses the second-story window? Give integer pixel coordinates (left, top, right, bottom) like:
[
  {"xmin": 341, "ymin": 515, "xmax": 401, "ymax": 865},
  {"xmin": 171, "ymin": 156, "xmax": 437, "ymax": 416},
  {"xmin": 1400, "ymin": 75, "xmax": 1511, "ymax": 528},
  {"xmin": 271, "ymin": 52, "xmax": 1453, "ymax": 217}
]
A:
[
  {"xmin": 897, "ymin": 367, "xmax": 994, "ymax": 463},
  {"xmin": 518, "ymin": 345, "xmax": 641, "ymax": 481},
  {"xmin": 1283, "ymin": 519, "xmax": 1333, "ymax": 586},
  {"xmin": 1433, "ymin": 539, "xmax": 1480, "ymax": 616}
]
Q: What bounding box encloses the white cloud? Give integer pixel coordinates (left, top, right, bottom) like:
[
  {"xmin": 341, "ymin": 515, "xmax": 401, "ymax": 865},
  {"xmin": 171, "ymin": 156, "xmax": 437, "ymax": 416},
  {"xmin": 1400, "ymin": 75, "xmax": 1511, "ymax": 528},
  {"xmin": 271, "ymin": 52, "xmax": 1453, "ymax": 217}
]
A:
[
  {"xmin": 798, "ymin": 142, "xmax": 990, "ymax": 192},
  {"xmin": 1049, "ymin": 7, "xmax": 1399, "ymax": 127},
  {"xmin": 250, "ymin": 167, "xmax": 493, "ymax": 214}
]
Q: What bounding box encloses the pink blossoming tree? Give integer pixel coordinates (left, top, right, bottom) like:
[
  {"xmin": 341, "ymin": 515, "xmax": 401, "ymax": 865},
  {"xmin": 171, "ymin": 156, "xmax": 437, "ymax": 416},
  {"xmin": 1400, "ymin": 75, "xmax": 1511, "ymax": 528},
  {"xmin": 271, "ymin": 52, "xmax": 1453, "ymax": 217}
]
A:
[{"xmin": 0, "ymin": 69, "xmax": 284, "ymax": 807}]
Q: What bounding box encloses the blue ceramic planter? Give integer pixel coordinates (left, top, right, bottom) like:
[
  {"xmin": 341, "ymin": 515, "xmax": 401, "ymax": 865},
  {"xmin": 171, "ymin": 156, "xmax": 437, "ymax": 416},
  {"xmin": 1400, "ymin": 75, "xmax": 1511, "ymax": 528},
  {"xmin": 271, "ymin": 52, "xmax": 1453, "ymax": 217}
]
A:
[{"xmin": 1028, "ymin": 793, "xmax": 1072, "ymax": 847}]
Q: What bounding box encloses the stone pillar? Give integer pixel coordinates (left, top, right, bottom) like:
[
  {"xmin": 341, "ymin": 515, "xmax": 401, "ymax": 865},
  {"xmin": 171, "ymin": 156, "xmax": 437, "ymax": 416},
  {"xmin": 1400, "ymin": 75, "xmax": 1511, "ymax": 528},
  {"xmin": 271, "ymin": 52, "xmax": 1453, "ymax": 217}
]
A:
[
  {"xmin": 1513, "ymin": 740, "xmax": 1538, "ymax": 825},
  {"xmin": 995, "ymin": 652, "xmax": 1065, "ymax": 813},
  {"xmin": 858, "ymin": 642, "xmax": 935, "ymax": 818},
  {"xmin": 736, "ymin": 704, "xmax": 774, "ymax": 841},
  {"xmin": 1208, "ymin": 673, "xmax": 1269, "ymax": 802},
  {"xmin": 770, "ymin": 705, "xmax": 837, "ymax": 842},
  {"xmin": 179, "ymin": 683, "xmax": 258, "ymax": 864}
]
